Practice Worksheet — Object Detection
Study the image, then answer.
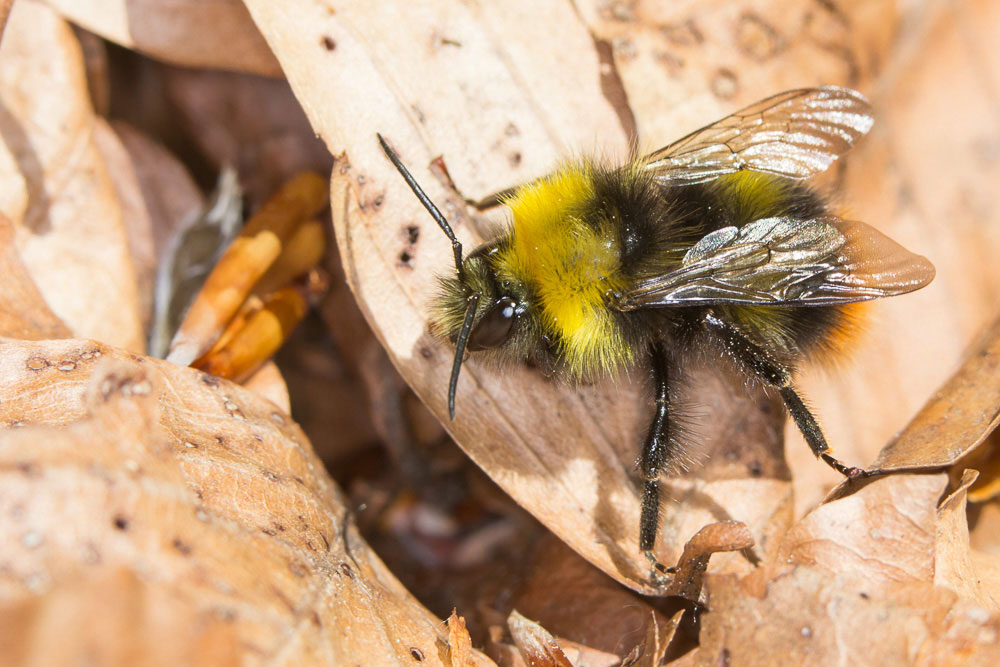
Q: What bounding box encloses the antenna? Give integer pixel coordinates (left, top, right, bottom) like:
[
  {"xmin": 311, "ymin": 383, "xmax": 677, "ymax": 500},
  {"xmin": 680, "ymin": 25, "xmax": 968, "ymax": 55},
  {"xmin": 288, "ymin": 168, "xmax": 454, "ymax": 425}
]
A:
[
  {"xmin": 377, "ymin": 133, "xmax": 464, "ymax": 277},
  {"xmin": 449, "ymin": 293, "xmax": 479, "ymax": 420}
]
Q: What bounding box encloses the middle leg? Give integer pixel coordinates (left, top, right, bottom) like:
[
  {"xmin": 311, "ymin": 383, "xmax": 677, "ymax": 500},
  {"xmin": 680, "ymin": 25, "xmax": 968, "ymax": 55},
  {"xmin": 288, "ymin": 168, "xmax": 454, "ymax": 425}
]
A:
[{"xmin": 638, "ymin": 343, "xmax": 689, "ymax": 566}]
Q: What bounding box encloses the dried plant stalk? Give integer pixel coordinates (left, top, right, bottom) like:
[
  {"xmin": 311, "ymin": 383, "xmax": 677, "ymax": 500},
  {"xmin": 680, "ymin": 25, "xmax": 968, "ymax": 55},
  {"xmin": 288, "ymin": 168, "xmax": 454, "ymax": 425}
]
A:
[
  {"xmin": 193, "ymin": 286, "xmax": 309, "ymax": 382},
  {"xmin": 167, "ymin": 171, "xmax": 327, "ymax": 365}
]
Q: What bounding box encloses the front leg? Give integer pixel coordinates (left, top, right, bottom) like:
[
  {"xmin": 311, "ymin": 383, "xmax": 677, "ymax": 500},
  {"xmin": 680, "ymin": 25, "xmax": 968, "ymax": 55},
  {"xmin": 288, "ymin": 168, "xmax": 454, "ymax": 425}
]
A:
[{"xmin": 703, "ymin": 312, "xmax": 871, "ymax": 480}]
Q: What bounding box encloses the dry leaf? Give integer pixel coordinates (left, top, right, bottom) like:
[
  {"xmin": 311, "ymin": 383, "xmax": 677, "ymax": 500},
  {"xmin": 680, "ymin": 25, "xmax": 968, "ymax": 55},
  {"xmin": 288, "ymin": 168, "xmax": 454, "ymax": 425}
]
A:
[
  {"xmin": 935, "ymin": 469, "xmax": 1000, "ymax": 611},
  {"xmin": 44, "ymin": 0, "xmax": 281, "ymax": 76},
  {"xmin": 0, "ymin": 337, "xmax": 491, "ymax": 665},
  {"xmin": 94, "ymin": 119, "xmax": 205, "ymax": 332},
  {"xmin": 621, "ymin": 611, "xmax": 683, "ymax": 667},
  {"xmin": 0, "ymin": 2, "xmax": 143, "ymax": 352},
  {"xmin": 869, "ymin": 314, "xmax": 1000, "ymax": 472},
  {"xmin": 779, "ymin": 473, "xmax": 947, "ymax": 585},
  {"xmin": 507, "ymin": 611, "xmax": 573, "ymax": 667},
  {"xmin": 698, "ymin": 566, "xmax": 1000, "ymax": 665},
  {"xmin": 508, "ymin": 534, "xmax": 677, "ymax": 658},
  {"xmin": 0, "ymin": 566, "xmax": 240, "ymax": 666},
  {"xmin": 244, "ymin": 0, "xmax": 821, "ymax": 593},
  {"xmin": 160, "ymin": 67, "xmax": 334, "ymax": 209},
  {"xmin": 446, "ymin": 610, "xmax": 476, "ymax": 667},
  {"xmin": 0, "ymin": 214, "xmax": 70, "ymax": 340},
  {"xmin": 784, "ymin": 0, "xmax": 1000, "ymax": 510}
]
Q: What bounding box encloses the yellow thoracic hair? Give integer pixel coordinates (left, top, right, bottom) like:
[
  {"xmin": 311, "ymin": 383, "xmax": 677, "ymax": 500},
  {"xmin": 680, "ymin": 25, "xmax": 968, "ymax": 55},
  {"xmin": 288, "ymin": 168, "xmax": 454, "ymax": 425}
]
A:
[{"xmin": 494, "ymin": 165, "xmax": 633, "ymax": 378}]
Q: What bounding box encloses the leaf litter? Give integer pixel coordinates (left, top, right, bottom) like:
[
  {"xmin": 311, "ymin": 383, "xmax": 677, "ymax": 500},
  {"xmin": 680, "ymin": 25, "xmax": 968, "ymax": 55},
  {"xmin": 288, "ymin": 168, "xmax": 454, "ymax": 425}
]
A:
[{"xmin": 0, "ymin": 0, "xmax": 997, "ymax": 664}]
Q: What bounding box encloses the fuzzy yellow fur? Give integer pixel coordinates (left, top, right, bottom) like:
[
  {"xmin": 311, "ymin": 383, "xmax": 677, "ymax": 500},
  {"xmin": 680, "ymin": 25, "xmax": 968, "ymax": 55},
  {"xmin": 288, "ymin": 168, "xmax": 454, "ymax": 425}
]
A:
[{"xmin": 495, "ymin": 166, "xmax": 632, "ymax": 377}]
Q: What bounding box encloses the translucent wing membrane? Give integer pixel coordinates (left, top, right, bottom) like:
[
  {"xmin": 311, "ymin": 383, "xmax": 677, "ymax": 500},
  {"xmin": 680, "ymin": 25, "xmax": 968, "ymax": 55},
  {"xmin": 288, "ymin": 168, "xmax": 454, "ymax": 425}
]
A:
[
  {"xmin": 615, "ymin": 216, "xmax": 935, "ymax": 309},
  {"xmin": 642, "ymin": 87, "xmax": 874, "ymax": 185}
]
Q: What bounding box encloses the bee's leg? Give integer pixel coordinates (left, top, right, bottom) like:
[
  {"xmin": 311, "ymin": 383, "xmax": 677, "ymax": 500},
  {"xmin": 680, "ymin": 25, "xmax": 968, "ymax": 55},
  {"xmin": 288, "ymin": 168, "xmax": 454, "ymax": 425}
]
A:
[
  {"xmin": 703, "ymin": 313, "xmax": 871, "ymax": 480},
  {"xmin": 639, "ymin": 344, "xmax": 676, "ymax": 577}
]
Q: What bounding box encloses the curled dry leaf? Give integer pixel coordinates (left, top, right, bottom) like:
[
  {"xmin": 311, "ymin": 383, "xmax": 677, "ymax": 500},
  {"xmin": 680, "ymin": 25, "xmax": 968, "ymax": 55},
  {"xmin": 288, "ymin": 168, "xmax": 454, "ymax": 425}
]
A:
[
  {"xmin": 507, "ymin": 611, "xmax": 573, "ymax": 667},
  {"xmin": 936, "ymin": 469, "xmax": 1000, "ymax": 612},
  {"xmin": 665, "ymin": 521, "xmax": 754, "ymax": 603},
  {"xmin": 94, "ymin": 119, "xmax": 205, "ymax": 332},
  {"xmin": 0, "ymin": 2, "xmax": 143, "ymax": 352},
  {"xmin": 0, "ymin": 337, "xmax": 491, "ymax": 665},
  {"xmin": 868, "ymin": 313, "xmax": 1000, "ymax": 472},
  {"xmin": 44, "ymin": 0, "xmax": 281, "ymax": 76},
  {"xmin": 244, "ymin": 0, "xmax": 821, "ymax": 593}
]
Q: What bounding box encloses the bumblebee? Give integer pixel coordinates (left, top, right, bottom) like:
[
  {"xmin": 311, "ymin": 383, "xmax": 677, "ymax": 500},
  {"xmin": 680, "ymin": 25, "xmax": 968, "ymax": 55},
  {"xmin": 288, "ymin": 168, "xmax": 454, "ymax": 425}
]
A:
[{"xmin": 377, "ymin": 87, "xmax": 934, "ymax": 566}]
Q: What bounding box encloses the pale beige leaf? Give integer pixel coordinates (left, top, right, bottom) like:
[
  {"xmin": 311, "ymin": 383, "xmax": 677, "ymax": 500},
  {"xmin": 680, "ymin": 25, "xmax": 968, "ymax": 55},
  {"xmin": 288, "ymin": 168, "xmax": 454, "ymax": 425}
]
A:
[
  {"xmin": 785, "ymin": 0, "xmax": 1000, "ymax": 511},
  {"xmin": 699, "ymin": 566, "xmax": 1000, "ymax": 665},
  {"xmin": 0, "ymin": 215, "xmax": 70, "ymax": 340},
  {"xmin": 870, "ymin": 314, "xmax": 1000, "ymax": 472},
  {"xmin": 576, "ymin": 0, "xmax": 893, "ymax": 146},
  {"xmin": 0, "ymin": 2, "xmax": 143, "ymax": 352},
  {"xmin": 0, "ymin": 337, "xmax": 488, "ymax": 665},
  {"xmin": 43, "ymin": 0, "xmax": 281, "ymax": 76},
  {"xmin": 780, "ymin": 473, "xmax": 947, "ymax": 585},
  {"xmin": 94, "ymin": 119, "xmax": 204, "ymax": 333},
  {"xmin": 243, "ymin": 0, "xmax": 807, "ymax": 592},
  {"xmin": 936, "ymin": 469, "xmax": 1000, "ymax": 611}
]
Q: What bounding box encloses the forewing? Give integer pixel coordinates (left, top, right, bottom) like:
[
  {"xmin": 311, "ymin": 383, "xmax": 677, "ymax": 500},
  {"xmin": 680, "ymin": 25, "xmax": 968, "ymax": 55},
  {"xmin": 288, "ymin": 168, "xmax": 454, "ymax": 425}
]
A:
[
  {"xmin": 642, "ymin": 87, "xmax": 874, "ymax": 184},
  {"xmin": 616, "ymin": 216, "xmax": 934, "ymax": 309}
]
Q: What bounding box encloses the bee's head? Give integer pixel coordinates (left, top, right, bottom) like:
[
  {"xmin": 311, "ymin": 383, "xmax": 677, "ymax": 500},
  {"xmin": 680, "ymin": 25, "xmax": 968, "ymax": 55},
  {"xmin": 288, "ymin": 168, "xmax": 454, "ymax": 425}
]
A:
[
  {"xmin": 378, "ymin": 134, "xmax": 524, "ymax": 420},
  {"xmin": 434, "ymin": 242, "xmax": 523, "ymax": 348}
]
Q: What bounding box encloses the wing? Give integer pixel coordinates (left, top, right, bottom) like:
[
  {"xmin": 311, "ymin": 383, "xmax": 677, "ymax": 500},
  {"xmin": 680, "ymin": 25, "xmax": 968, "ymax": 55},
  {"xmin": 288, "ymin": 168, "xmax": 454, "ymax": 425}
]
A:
[
  {"xmin": 642, "ymin": 87, "xmax": 874, "ymax": 185},
  {"xmin": 614, "ymin": 216, "xmax": 935, "ymax": 310}
]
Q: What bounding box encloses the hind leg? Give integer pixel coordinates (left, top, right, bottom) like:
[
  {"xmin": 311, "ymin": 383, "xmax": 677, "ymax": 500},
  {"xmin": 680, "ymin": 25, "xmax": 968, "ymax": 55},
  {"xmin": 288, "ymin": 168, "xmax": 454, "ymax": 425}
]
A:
[{"xmin": 703, "ymin": 313, "xmax": 872, "ymax": 479}]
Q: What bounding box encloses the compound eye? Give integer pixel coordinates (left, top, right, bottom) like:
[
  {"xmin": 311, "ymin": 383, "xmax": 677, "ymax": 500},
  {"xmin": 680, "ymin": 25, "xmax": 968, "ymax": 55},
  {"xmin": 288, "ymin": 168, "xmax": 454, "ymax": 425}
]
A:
[{"xmin": 467, "ymin": 297, "xmax": 518, "ymax": 351}]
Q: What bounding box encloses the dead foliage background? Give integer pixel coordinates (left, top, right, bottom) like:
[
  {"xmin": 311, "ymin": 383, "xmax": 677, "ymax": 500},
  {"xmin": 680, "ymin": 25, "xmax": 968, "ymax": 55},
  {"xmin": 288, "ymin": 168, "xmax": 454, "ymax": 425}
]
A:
[{"xmin": 0, "ymin": 0, "xmax": 999, "ymax": 665}]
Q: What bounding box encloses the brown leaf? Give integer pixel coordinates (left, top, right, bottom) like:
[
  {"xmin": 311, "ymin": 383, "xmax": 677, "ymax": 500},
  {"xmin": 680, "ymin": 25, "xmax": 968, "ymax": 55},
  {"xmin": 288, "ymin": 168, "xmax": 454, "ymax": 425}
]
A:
[
  {"xmin": 245, "ymin": 0, "xmax": 807, "ymax": 592},
  {"xmin": 446, "ymin": 610, "xmax": 476, "ymax": 667},
  {"xmin": 0, "ymin": 214, "xmax": 70, "ymax": 340},
  {"xmin": 869, "ymin": 314, "xmax": 1000, "ymax": 472},
  {"xmin": 0, "ymin": 2, "xmax": 143, "ymax": 351},
  {"xmin": 507, "ymin": 611, "xmax": 573, "ymax": 667},
  {"xmin": 160, "ymin": 67, "xmax": 334, "ymax": 209},
  {"xmin": 666, "ymin": 521, "xmax": 754, "ymax": 603},
  {"xmin": 508, "ymin": 534, "xmax": 678, "ymax": 657},
  {"xmin": 0, "ymin": 566, "xmax": 240, "ymax": 666},
  {"xmin": 0, "ymin": 337, "xmax": 489, "ymax": 664},
  {"xmin": 96, "ymin": 120, "xmax": 205, "ymax": 332},
  {"xmin": 936, "ymin": 469, "xmax": 1000, "ymax": 611},
  {"xmin": 92, "ymin": 121, "xmax": 204, "ymax": 340},
  {"xmin": 44, "ymin": 0, "xmax": 281, "ymax": 76},
  {"xmin": 699, "ymin": 566, "xmax": 1000, "ymax": 665},
  {"xmin": 621, "ymin": 610, "xmax": 683, "ymax": 667},
  {"xmin": 786, "ymin": 0, "xmax": 1000, "ymax": 510},
  {"xmin": 780, "ymin": 473, "xmax": 947, "ymax": 585}
]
